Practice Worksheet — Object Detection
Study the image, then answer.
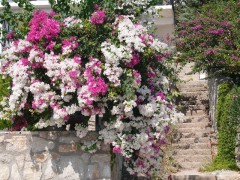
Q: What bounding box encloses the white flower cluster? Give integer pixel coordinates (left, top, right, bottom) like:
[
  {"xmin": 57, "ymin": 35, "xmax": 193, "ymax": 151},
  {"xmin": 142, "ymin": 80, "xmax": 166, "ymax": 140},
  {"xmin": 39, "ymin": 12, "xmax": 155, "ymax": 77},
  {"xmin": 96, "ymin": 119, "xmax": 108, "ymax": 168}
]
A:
[
  {"xmin": 101, "ymin": 42, "xmax": 132, "ymax": 65},
  {"xmin": 98, "ymin": 82, "xmax": 184, "ymax": 175}
]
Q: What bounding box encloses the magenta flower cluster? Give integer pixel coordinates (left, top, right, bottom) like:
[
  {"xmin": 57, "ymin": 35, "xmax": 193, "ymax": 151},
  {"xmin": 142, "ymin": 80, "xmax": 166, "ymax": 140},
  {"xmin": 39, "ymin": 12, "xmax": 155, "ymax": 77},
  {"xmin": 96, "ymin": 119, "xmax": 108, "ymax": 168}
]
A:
[
  {"xmin": 90, "ymin": 10, "xmax": 106, "ymax": 25},
  {"xmin": 27, "ymin": 11, "xmax": 60, "ymax": 42}
]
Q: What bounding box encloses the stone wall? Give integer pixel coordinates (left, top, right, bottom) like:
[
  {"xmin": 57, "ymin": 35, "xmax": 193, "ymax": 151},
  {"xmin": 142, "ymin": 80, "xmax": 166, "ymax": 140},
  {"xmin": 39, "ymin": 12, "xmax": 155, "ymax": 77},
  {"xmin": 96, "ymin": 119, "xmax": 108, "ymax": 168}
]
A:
[
  {"xmin": 208, "ymin": 76, "xmax": 231, "ymax": 131},
  {"xmin": 236, "ymin": 132, "xmax": 240, "ymax": 168},
  {"xmin": 0, "ymin": 131, "xmax": 111, "ymax": 180}
]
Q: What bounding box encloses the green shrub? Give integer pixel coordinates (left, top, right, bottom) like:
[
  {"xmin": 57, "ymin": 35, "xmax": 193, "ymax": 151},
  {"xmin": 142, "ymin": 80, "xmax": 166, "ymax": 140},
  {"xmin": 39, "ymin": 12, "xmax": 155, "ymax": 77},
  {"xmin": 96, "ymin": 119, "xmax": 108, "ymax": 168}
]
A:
[{"xmin": 205, "ymin": 82, "xmax": 240, "ymax": 171}]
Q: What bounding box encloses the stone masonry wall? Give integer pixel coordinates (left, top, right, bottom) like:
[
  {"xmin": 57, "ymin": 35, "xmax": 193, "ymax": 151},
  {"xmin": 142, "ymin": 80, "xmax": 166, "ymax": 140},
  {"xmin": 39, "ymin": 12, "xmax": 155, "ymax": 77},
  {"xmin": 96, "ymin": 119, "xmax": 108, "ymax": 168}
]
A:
[{"xmin": 0, "ymin": 131, "xmax": 111, "ymax": 180}]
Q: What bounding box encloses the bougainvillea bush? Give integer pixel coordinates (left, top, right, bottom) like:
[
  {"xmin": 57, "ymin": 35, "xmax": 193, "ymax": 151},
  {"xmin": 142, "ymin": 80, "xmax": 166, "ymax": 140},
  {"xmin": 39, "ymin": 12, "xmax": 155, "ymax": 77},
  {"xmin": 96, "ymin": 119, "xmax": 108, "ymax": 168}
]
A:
[
  {"xmin": 176, "ymin": 0, "xmax": 240, "ymax": 76},
  {"xmin": 0, "ymin": 2, "xmax": 182, "ymax": 177}
]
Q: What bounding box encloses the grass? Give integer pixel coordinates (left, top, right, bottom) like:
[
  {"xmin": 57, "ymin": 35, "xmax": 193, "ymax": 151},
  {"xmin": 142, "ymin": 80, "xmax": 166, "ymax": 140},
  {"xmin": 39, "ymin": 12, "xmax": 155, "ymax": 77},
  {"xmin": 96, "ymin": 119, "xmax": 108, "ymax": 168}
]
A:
[{"xmin": 202, "ymin": 157, "xmax": 240, "ymax": 172}]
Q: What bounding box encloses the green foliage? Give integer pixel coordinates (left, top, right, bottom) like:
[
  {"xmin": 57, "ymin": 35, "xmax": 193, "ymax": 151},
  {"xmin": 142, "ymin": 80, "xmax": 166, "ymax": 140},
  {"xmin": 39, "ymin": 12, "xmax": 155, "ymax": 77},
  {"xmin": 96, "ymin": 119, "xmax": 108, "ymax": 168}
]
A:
[
  {"xmin": 0, "ymin": 75, "xmax": 10, "ymax": 102},
  {"xmin": 205, "ymin": 82, "xmax": 240, "ymax": 171},
  {"xmin": 0, "ymin": 119, "xmax": 11, "ymax": 130},
  {"xmin": 0, "ymin": 0, "xmax": 35, "ymax": 40},
  {"xmin": 0, "ymin": 75, "xmax": 10, "ymax": 128}
]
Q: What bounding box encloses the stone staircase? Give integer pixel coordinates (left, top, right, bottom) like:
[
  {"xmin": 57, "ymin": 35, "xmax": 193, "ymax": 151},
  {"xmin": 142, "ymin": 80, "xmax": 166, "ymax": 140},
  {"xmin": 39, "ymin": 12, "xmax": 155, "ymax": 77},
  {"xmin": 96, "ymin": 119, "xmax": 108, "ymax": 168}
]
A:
[{"xmin": 171, "ymin": 63, "xmax": 215, "ymax": 179}]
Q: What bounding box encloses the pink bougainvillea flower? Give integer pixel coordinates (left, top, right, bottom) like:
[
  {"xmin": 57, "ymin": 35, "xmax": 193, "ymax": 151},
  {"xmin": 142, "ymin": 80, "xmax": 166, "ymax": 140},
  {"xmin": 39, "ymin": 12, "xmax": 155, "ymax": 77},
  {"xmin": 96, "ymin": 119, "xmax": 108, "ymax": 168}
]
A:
[
  {"xmin": 69, "ymin": 70, "xmax": 78, "ymax": 77},
  {"xmin": 126, "ymin": 53, "xmax": 140, "ymax": 68},
  {"xmin": 156, "ymin": 91, "xmax": 166, "ymax": 101},
  {"xmin": 90, "ymin": 10, "xmax": 106, "ymax": 25},
  {"xmin": 21, "ymin": 58, "xmax": 30, "ymax": 66},
  {"xmin": 27, "ymin": 10, "xmax": 60, "ymax": 43},
  {"xmin": 113, "ymin": 146, "xmax": 121, "ymax": 154}
]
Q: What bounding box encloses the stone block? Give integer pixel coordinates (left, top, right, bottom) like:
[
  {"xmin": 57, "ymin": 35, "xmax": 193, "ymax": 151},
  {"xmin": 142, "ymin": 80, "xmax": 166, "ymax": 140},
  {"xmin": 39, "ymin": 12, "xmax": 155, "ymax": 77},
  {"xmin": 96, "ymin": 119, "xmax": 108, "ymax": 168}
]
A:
[
  {"xmin": 101, "ymin": 162, "xmax": 111, "ymax": 178},
  {"xmin": 48, "ymin": 141, "xmax": 55, "ymax": 150},
  {"xmin": 9, "ymin": 163, "xmax": 21, "ymax": 180},
  {"xmin": 81, "ymin": 132, "xmax": 99, "ymax": 141},
  {"xmin": 5, "ymin": 136, "xmax": 27, "ymax": 152},
  {"xmin": 58, "ymin": 144, "xmax": 77, "ymax": 153},
  {"xmin": 39, "ymin": 132, "xmax": 48, "ymax": 139},
  {"xmin": 43, "ymin": 159, "xmax": 58, "ymax": 180},
  {"xmin": 16, "ymin": 155, "xmax": 25, "ymax": 171},
  {"xmin": 31, "ymin": 137, "xmax": 55, "ymax": 152},
  {"xmin": 23, "ymin": 162, "xmax": 42, "ymax": 180},
  {"xmin": 58, "ymin": 156, "xmax": 85, "ymax": 179},
  {"xmin": 59, "ymin": 136, "xmax": 80, "ymax": 144},
  {"xmin": 51, "ymin": 152, "xmax": 61, "ymax": 161},
  {"xmin": 91, "ymin": 154, "xmax": 111, "ymax": 163},
  {"xmin": 0, "ymin": 164, "xmax": 10, "ymax": 180},
  {"xmin": 34, "ymin": 153, "xmax": 48, "ymax": 163},
  {"xmin": 0, "ymin": 142, "xmax": 5, "ymax": 151},
  {"xmin": 0, "ymin": 153, "xmax": 13, "ymax": 164},
  {"xmin": 87, "ymin": 163, "xmax": 100, "ymax": 179},
  {"xmin": 47, "ymin": 131, "xmax": 58, "ymax": 140},
  {"xmin": 101, "ymin": 143, "xmax": 110, "ymax": 152},
  {"xmin": 0, "ymin": 135, "xmax": 4, "ymax": 143},
  {"xmin": 81, "ymin": 153, "xmax": 91, "ymax": 163}
]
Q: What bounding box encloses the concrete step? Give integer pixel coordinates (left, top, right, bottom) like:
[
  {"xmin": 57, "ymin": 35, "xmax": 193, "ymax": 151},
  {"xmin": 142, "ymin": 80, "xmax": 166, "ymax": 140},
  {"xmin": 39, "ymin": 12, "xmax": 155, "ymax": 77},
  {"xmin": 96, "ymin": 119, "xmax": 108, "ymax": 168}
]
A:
[
  {"xmin": 174, "ymin": 149, "xmax": 211, "ymax": 156},
  {"xmin": 171, "ymin": 174, "xmax": 216, "ymax": 180},
  {"xmin": 174, "ymin": 154, "xmax": 212, "ymax": 163},
  {"xmin": 173, "ymin": 143, "xmax": 211, "ymax": 150}
]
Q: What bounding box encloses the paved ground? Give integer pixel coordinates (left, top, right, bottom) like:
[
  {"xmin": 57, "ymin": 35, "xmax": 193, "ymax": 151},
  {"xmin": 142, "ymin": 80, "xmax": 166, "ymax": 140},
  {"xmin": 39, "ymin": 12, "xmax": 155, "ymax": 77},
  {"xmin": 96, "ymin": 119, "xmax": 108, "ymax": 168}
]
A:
[{"xmin": 172, "ymin": 169, "xmax": 240, "ymax": 180}]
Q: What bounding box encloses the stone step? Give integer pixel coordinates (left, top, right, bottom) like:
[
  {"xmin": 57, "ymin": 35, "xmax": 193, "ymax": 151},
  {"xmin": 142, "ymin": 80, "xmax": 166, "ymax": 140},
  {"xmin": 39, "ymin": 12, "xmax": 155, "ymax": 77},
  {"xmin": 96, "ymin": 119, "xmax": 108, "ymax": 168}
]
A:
[
  {"xmin": 177, "ymin": 95, "xmax": 208, "ymax": 102},
  {"xmin": 178, "ymin": 104, "xmax": 208, "ymax": 111},
  {"xmin": 173, "ymin": 143, "xmax": 211, "ymax": 150},
  {"xmin": 177, "ymin": 127, "xmax": 211, "ymax": 133},
  {"xmin": 178, "ymin": 100, "xmax": 209, "ymax": 106},
  {"xmin": 178, "ymin": 122, "xmax": 210, "ymax": 129},
  {"xmin": 180, "ymin": 92, "xmax": 208, "ymax": 101},
  {"xmin": 174, "ymin": 149, "xmax": 211, "ymax": 156},
  {"xmin": 183, "ymin": 115, "xmax": 210, "ymax": 123},
  {"xmin": 180, "ymin": 132, "xmax": 209, "ymax": 138},
  {"xmin": 179, "ymin": 162, "xmax": 205, "ymax": 169},
  {"xmin": 171, "ymin": 174, "xmax": 216, "ymax": 180},
  {"xmin": 178, "ymin": 137, "xmax": 210, "ymax": 144},
  {"xmin": 178, "ymin": 85, "xmax": 208, "ymax": 92},
  {"xmin": 185, "ymin": 110, "xmax": 208, "ymax": 116},
  {"xmin": 177, "ymin": 81, "xmax": 207, "ymax": 88},
  {"xmin": 174, "ymin": 154, "xmax": 212, "ymax": 163}
]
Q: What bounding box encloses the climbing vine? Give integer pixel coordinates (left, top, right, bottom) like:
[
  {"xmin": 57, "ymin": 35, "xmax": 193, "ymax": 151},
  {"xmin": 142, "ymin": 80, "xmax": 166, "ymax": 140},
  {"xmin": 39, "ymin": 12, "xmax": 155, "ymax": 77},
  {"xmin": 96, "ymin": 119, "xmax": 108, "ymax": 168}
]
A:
[{"xmin": 206, "ymin": 82, "xmax": 240, "ymax": 171}]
